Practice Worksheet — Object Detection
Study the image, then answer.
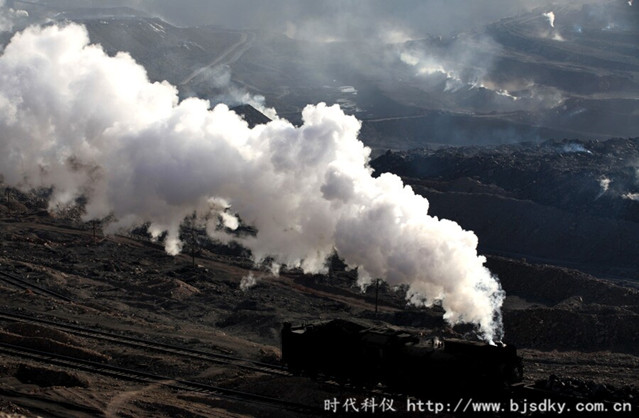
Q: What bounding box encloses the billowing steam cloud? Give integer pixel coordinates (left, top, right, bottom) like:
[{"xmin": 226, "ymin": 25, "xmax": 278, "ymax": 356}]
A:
[{"xmin": 0, "ymin": 23, "xmax": 504, "ymax": 341}]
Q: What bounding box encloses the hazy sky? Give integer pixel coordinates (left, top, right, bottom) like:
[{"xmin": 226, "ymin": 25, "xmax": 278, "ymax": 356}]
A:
[
  {"xmin": 140, "ymin": 0, "xmax": 563, "ymax": 34},
  {"xmin": 47, "ymin": 0, "xmax": 611, "ymax": 36}
]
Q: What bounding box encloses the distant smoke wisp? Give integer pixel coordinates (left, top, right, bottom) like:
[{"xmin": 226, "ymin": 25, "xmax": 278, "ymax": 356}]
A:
[
  {"xmin": 561, "ymin": 143, "xmax": 592, "ymax": 154},
  {"xmin": 0, "ymin": 0, "xmax": 28, "ymax": 33},
  {"xmin": 240, "ymin": 272, "xmax": 260, "ymax": 291},
  {"xmin": 398, "ymin": 34, "xmax": 499, "ymax": 93},
  {"xmin": 543, "ymin": 11, "xmax": 556, "ymax": 27},
  {"xmin": 541, "ymin": 10, "xmax": 566, "ymax": 41},
  {"xmin": 597, "ymin": 176, "xmax": 611, "ymax": 199},
  {"xmin": 0, "ymin": 23, "xmax": 504, "ymax": 342},
  {"xmin": 182, "ymin": 63, "xmax": 276, "ymax": 120}
]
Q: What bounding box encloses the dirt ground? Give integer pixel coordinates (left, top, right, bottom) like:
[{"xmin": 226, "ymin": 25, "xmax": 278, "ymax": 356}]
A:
[{"xmin": 0, "ymin": 193, "xmax": 638, "ymax": 417}]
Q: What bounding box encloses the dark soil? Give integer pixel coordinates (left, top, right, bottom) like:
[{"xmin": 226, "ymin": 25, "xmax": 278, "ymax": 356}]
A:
[{"xmin": 0, "ymin": 181, "xmax": 638, "ymax": 417}]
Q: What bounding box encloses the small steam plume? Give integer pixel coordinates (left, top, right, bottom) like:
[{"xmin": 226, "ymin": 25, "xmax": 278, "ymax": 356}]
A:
[
  {"xmin": 0, "ymin": 23, "xmax": 504, "ymax": 342},
  {"xmin": 597, "ymin": 176, "xmax": 611, "ymax": 199},
  {"xmin": 543, "ymin": 11, "xmax": 556, "ymax": 28},
  {"xmin": 561, "ymin": 143, "xmax": 591, "ymax": 154},
  {"xmin": 240, "ymin": 272, "xmax": 260, "ymax": 291},
  {"xmin": 541, "ymin": 11, "xmax": 564, "ymax": 41}
]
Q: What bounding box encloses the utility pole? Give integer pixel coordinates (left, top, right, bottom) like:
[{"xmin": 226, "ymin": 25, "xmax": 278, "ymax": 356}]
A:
[
  {"xmin": 4, "ymin": 188, "xmax": 11, "ymax": 217},
  {"xmin": 191, "ymin": 212, "xmax": 196, "ymax": 268},
  {"xmin": 374, "ymin": 279, "xmax": 381, "ymax": 317}
]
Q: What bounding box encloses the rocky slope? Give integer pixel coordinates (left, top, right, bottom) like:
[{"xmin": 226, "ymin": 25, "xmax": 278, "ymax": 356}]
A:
[
  {"xmin": 9, "ymin": 1, "xmax": 637, "ymax": 148},
  {"xmin": 371, "ymin": 137, "xmax": 639, "ymax": 279},
  {"xmin": 1, "ymin": 178, "xmax": 638, "ymax": 416}
]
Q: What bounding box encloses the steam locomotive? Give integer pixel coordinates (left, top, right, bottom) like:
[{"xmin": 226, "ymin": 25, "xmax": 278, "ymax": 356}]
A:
[{"xmin": 281, "ymin": 319, "xmax": 523, "ymax": 395}]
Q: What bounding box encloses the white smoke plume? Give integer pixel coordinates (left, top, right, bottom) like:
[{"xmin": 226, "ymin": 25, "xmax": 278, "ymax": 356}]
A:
[
  {"xmin": 561, "ymin": 143, "xmax": 592, "ymax": 154},
  {"xmin": 597, "ymin": 176, "xmax": 611, "ymax": 199},
  {"xmin": 240, "ymin": 272, "xmax": 260, "ymax": 291},
  {"xmin": 543, "ymin": 11, "xmax": 556, "ymax": 27},
  {"xmin": 0, "ymin": 23, "xmax": 504, "ymax": 342},
  {"xmin": 599, "ymin": 177, "xmax": 611, "ymax": 193},
  {"xmin": 541, "ymin": 11, "xmax": 565, "ymax": 41},
  {"xmin": 397, "ymin": 33, "xmax": 499, "ymax": 93}
]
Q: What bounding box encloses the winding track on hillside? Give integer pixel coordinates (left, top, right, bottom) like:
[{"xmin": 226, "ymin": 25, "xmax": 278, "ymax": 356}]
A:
[
  {"xmin": 0, "ymin": 270, "xmax": 72, "ymax": 302},
  {"xmin": 0, "ymin": 310, "xmax": 289, "ymax": 377},
  {"xmin": 0, "ymin": 342, "xmax": 318, "ymax": 415},
  {"xmin": 180, "ymin": 31, "xmax": 255, "ymax": 86}
]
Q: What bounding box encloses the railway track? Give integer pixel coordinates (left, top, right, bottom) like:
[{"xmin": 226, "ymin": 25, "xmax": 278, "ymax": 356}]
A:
[
  {"xmin": 0, "ymin": 342, "xmax": 320, "ymax": 415},
  {"xmin": 0, "ymin": 270, "xmax": 72, "ymax": 302},
  {"xmin": 0, "ymin": 310, "xmax": 289, "ymax": 377},
  {"xmin": 0, "ymin": 267, "xmax": 287, "ymax": 376}
]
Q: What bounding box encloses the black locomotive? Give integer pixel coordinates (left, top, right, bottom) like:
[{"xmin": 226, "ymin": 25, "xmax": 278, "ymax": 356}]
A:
[{"xmin": 281, "ymin": 319, "xmax": 523, "ymax": 395}]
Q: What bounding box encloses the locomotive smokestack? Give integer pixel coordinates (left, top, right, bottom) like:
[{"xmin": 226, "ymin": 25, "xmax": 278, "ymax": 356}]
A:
[{"xmin": 0, "ymin": 22, "xmax": 504, "ymax": 342}]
